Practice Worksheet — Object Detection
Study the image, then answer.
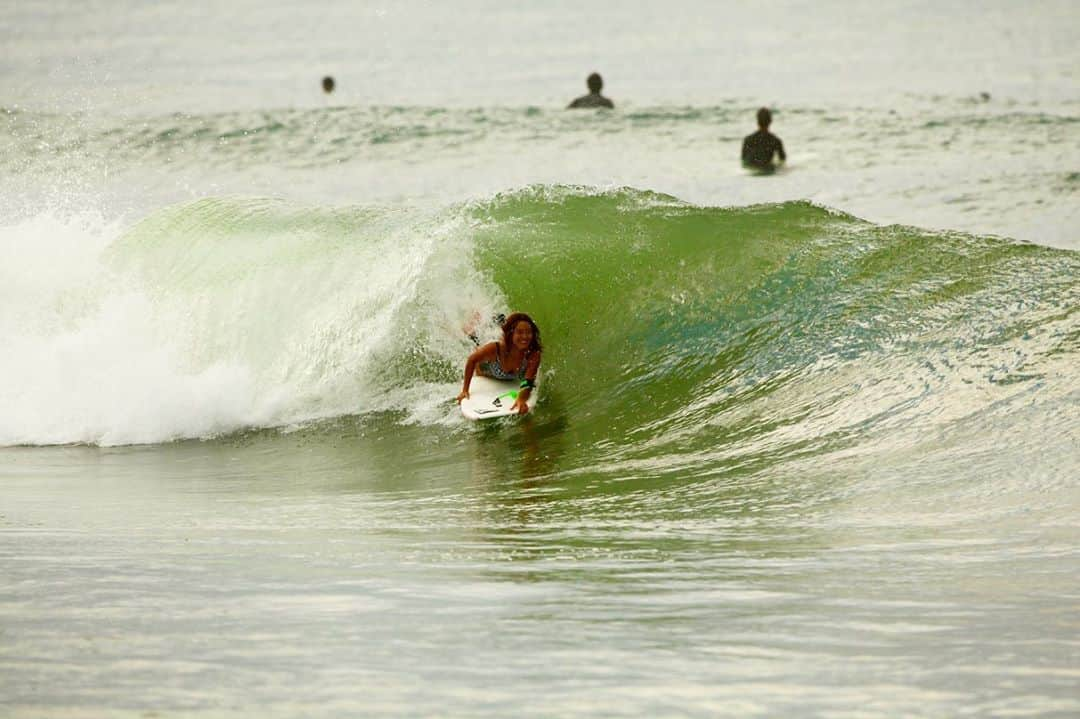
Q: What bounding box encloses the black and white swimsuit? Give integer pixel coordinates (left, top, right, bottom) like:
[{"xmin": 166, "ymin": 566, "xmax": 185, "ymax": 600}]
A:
[{"xmin": 481, "ymin": 343, "xmax": 529, "ymax": 381}]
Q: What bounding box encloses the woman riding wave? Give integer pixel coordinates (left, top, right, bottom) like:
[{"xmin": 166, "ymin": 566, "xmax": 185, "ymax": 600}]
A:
[{"xmin": 456, "ymin": 312, "xmax": 542, "ymax": 415}]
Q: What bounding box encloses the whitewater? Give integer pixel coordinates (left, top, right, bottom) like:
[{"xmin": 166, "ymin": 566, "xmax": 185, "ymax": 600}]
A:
[{"xmin": 2, "ymin": 1, "xmax": 1078, "ymax": 717}]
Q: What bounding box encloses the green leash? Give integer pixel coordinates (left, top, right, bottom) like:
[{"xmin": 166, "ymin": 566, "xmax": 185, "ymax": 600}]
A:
[
  {"xmin": 492, "ymin": 390, "xmax": 518, "ymax": 407},
  {"xmin": 492, "ymin": 381, "xmax": 532, "ymax": 407}
]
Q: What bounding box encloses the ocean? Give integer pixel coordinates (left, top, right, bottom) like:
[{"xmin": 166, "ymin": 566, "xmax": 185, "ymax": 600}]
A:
[{"xmin": 2, "ymin": 1, "xmax": 1079, "ymax": 716}]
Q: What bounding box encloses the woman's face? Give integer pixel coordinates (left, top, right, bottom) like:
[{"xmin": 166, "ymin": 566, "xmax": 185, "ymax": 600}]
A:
[{"xmin": 511, "ymin": 320, "xmax": 534, "ymax": 351}]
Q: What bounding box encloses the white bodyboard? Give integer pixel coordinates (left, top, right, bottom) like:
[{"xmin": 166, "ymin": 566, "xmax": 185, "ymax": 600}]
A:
[{"xmin": 459, "ymin": 375, "xmax": 538, "ymax": 421}]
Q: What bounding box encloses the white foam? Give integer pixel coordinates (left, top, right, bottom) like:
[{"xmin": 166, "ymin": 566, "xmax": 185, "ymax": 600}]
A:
[{"xmin": 0, "ymin": 204, "xmax": 499, "ymax": 446}]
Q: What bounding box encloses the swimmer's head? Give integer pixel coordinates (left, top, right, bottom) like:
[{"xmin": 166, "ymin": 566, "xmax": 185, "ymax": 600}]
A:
[
  {"xmin": 757, "ymin": 107, "xmax": 772, "ymax": 129},
  {"xmin": 587, "ymin": 73, "xmax": 603, "ymax": 93},
  {"xmin": 322, "ymin": 76, "xmax": 335, "ymax": 94}
]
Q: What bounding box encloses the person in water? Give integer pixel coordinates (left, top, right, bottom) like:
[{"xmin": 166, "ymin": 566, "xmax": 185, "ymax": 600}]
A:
[
  {"xmin": 741, "ymin": 107, "xmax": 786, "ymax": 170},
  {"xmin": 568, "ymin": 72, "xmax": 614, "ymax": 109},
  {"xmin": 322, "ymin": 76, "xmax": 335, "ymax": 94},
  {"xmin": 456, "ymin": 312, "xmax": 542, "ymax": 415}
]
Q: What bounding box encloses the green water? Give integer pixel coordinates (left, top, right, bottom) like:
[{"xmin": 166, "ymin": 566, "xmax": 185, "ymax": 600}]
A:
[
  {"xmin": 3, "ymin": 189, "xmax": 1078, "ymax": 716},
  {"xmin": 3, "ymin": 1, "xmax": 1079, "ymax": 704}
]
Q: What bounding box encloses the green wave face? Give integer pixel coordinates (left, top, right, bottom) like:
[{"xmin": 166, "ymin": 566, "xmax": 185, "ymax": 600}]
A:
[
  {"xmin": 469, "ymin": 187, "xmax": 1079, "ymax": 478},
  {"xmin": 4, "ymin": 186, "xmax": 1077, "ymax": 466}
]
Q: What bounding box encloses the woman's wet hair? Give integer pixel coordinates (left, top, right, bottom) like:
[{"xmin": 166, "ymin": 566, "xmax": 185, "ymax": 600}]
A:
[{"xmin": 501, "ymin": 312, "xmax": 542, "ymax": 353}]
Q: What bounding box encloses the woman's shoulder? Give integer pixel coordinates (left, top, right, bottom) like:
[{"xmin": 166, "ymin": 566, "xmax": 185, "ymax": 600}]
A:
[{"xmin": 471, "ymin": 340, "xmax": 499, "ymax": 357}]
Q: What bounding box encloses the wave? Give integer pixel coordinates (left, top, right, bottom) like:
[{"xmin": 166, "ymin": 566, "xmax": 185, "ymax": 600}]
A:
[
  {"xmin": 1, "ymin": 187, "xmax": 1077, "ymax": 457},
  {"xmin": 474, "ymin": 188, "xmax": 1080, "ymax": 476},
  {"xmin": 9, "ymin": 102, "xmax": 1079, "ymax": 178}
]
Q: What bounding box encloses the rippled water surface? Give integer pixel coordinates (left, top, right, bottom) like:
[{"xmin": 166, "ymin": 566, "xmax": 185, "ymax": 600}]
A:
[{"xmin": 2, "ymin": 1, "xmax": 1079, "ymax": 716}]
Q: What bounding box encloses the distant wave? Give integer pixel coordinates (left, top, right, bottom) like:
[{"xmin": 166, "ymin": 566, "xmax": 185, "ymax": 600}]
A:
[{"xmin": 9, "ymin": 101, "xmax": 1078, "ymax": 177}]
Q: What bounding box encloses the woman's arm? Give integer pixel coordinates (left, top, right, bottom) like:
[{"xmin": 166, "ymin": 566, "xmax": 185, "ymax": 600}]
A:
[
  {"xmin": 456, "ymin": 342, "xmax": 497, "ymax": 403},
  {"xmin": 511, "ymin": 351, "xmax": 542, "ymax": 414}
]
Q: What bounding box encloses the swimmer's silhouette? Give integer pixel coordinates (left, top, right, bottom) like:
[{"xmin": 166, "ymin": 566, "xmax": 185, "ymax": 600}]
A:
[
  {"xmin": 322, "ymin": 76, "xmax": 335, "ymax": 94},
  {"xmin": 568, "ymin": 73, "xmax": 614, "ymax": 109},
  {"xmin": 742, "ymin": 107, "xmax": 786, "ymax": 171}
]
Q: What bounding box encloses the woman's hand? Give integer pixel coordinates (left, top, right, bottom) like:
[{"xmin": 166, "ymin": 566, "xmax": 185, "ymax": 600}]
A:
[
  {"xmin": 456, "ymin": 389, "xmax": 469, "ymax": 404},
  {"xmin": 511, "ymin": 396, "xmax": 530, "ymax": 415}
]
